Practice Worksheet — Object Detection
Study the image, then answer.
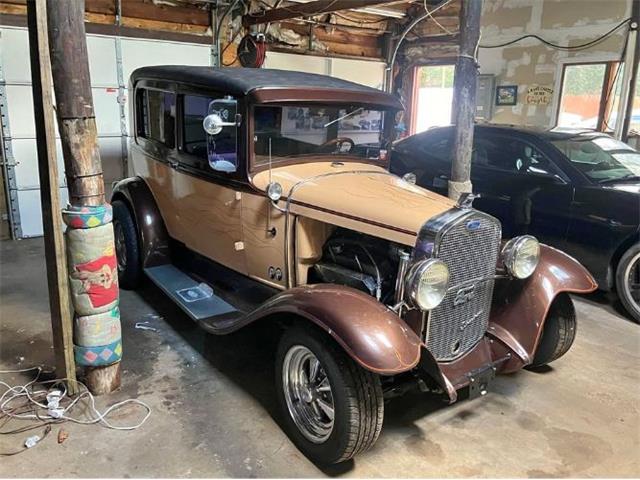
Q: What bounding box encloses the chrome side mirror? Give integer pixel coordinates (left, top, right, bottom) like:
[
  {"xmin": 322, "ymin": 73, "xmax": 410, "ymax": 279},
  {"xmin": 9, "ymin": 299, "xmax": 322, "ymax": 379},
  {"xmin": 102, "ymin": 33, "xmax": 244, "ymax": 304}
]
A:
[{"xmin": 203, "ymin": 113, "xmax": 238, "ymax": 136}]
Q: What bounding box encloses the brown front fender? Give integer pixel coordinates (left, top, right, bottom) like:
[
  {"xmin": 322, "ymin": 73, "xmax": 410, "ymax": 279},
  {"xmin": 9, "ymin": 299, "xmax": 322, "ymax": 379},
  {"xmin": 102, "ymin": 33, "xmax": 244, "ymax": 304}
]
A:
[
  {"xmin": 490, "ymin": 244, "xmax": 597, "ymax": 371},
  {"xmin": 111, "ymin": 177, "xmax": 170, "ymax": 268},
  {"xmin": 239, "ymin": 284, "xmax": 422, "ymax": 376}
]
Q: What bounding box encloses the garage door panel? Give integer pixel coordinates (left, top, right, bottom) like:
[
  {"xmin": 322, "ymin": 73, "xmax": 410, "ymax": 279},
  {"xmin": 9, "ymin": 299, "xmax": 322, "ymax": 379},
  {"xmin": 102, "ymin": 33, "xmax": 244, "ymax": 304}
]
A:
[
  {"xmin": 12, "ymin": 138, "xmax": 66, "ymax": 190},
  {"xmin": 7, "ymin": 86, "xmax": 119, "ymax": 139},
  {"xmin": 87, "ymin": 35, "xmax": 118, "ymax": 87},
  {"xmin": 12, "ymin": 137, "xmax": 122, "ymax": 193},
  {"xmin": 93, "ymin": 87, "xmax": 122, "ymax": 135},
  {"xmin": 6, "ymin": 85, "xmax": 38, "ymax": 138},
  {"xmin": 100, "ymin": 136, "xmax": 125, "ymax": 185},
  {"xmin": 17, "ymin": 187, "xmax": 69, "ymax": 238},
  {"xmin": 1, "ymin": 28, "xmax": 31, "ymax": 84},
  {"xmin": 121, "ymin": 38, "xmax": 210, "ymax": 83}
]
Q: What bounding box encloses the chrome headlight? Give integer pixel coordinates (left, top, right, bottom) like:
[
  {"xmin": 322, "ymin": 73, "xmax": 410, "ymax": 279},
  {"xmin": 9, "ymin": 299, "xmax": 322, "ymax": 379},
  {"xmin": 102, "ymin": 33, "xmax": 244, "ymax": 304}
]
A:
[
  {"xmin": 502, "ymin": 235, "xmax": 540, "ymax": 279},
  {"xmin": 405, "ymin": 259, "xmax": 449, "ymax": 310}
]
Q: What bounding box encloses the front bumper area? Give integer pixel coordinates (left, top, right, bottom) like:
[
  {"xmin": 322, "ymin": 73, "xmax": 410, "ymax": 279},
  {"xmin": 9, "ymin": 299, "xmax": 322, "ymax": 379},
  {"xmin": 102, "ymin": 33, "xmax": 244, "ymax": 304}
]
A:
[{"xmin": 416, "ymin": 335, "xmax": 515, "ymax": 404}]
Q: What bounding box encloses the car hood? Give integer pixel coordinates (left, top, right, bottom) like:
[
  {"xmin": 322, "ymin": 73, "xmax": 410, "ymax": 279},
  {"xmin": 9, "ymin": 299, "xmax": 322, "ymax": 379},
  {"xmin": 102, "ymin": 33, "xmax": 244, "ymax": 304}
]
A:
[{"xmin": 251, "ymin": 161, "xmax": 456, "ymax": 246}]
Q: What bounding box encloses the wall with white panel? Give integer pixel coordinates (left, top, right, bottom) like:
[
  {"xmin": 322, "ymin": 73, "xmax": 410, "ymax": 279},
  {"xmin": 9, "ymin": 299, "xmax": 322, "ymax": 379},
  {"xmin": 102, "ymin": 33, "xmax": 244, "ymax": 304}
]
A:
[
  {"xmin": 0, "ymin": 27, "xmax": 210, "ymax": 237},
  {"xmin": 264, "ymin": 51, "xmax": 385, "ymax": 90},
  {"xmin": 0, "ymin": 27, "xmax": 385, "ymax": 238}
]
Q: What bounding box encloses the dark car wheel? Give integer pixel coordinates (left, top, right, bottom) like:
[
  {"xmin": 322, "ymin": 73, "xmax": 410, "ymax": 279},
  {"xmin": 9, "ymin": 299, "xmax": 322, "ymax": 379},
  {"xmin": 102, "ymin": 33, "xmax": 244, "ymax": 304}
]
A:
[
  {"xmin": 616, "ymin": 243, "xmax": 640, "ymax": 323},
  {"xmin": 526, "ymin": 293, "xmax": 576, "ymax": 369},
  {"xmin": 275, "ymin": 327, "xmax": 383, "ymax": 465},
  {"xmin": 112, "ymin": 199, "xmax": 142, "ymax": 289}
]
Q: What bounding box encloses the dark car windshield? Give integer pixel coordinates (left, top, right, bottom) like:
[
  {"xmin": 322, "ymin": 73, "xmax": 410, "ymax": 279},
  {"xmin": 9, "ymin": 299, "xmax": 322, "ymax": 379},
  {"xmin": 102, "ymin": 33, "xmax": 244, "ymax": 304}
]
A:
[
  {"xmin": 253, "ymin": 104, "xmax": 386, "ymax": 167},
  {"xmin": 551, "ymin": 136, "xmax": 640, "ymax": 183}
]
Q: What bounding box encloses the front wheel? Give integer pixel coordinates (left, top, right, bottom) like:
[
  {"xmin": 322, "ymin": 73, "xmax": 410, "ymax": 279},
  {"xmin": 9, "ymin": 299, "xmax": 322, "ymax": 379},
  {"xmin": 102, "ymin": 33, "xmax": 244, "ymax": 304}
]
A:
[
  {"xmin": 275, "ymin": 327, "xmax": 383, "ymax": 464},
  {"xmin": 526, "ymin": 293, "xmax": 576, "ymax": 369},
  {"xmin": 615, "ymin": 244, "xmax": 640, "ymax": 323}
]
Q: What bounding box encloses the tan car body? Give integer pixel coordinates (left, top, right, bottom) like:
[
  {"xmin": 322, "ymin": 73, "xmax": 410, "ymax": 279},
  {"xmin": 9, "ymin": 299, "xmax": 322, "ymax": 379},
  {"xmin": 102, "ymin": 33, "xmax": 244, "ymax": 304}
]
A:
[{"xmin": 114, "ymin": 66, "xmax": 597, "ymax": 401}]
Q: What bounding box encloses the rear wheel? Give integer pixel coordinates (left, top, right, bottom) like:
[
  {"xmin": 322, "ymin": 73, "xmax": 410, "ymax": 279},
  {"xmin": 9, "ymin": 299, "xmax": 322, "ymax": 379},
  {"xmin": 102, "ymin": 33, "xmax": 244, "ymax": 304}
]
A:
[
  {"xmin": 527, "ymin": 293, "xmax": 576, "ymax": 369},
  {"xmin": 615, "ymin": 244, "xmax": 640, "ymax": 323},
  {"xmin": 275, "ymin": 327, "xmax": 383, "ymax": 464},
  {"xmin": 112, "ymin": 199, "xmax": 142, "ymax": 289}
]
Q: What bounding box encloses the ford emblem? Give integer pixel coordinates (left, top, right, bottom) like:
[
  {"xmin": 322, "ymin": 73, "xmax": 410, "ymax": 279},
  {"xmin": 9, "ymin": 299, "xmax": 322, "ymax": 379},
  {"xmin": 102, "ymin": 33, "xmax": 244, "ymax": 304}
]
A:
[{"xmin": 466, "ymin": 219, "xmax": 481, "ymax": 231}]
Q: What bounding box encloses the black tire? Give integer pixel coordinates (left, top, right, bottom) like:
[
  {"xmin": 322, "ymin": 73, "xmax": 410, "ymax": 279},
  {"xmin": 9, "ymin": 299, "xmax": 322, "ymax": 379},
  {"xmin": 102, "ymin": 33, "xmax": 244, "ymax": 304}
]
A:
[
  {"xmin": 112, "ymin": 199, "xmax": 142, "ymax": 289},
  {"xmin": 527, "ymin": 293, "xmax": 576, "ymax": 369},
  {"xmin": 615, "ymin": 243, "xmax": 640, "ymax": 323},
  {"xmin": 275, "ymin": 326, "xmax": 383, "ymax": 464}
]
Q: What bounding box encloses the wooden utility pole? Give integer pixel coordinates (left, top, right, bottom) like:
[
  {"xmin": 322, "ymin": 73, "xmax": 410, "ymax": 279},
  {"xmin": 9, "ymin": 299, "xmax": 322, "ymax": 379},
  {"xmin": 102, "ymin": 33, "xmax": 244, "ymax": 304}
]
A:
[
  {"xmin": 47, "ymin": 0, "xmax": 121, "ymax": 393},
  {"xmin": 620, "ymin": 2, "xmax": 639, "ymax": 143},
  {"xmin": 26, "ymin": 0, "xmax": 77, "ymax": 393},
  {"xmin": 449, "ymin": 0, "xmax": 482, "ymax": 201}
]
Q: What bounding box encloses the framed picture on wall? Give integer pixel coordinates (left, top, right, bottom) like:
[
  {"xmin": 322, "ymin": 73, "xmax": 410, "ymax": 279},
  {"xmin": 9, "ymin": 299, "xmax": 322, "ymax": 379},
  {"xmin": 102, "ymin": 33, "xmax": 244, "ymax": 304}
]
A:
[{"xmin": 496, "ymin": 85, "xmax": 518, "ymax": 106}]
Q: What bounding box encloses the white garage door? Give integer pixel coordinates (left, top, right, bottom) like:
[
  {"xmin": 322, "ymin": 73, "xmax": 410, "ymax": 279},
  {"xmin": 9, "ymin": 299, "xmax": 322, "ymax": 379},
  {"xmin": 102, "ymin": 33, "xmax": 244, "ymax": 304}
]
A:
[
  {"xmin": 0, "ymin": 27, "xmax": 385, "ymax": 238},
  {"xmin": 0, "ymin": 27, "xmax": 210, "ymax": 237}
]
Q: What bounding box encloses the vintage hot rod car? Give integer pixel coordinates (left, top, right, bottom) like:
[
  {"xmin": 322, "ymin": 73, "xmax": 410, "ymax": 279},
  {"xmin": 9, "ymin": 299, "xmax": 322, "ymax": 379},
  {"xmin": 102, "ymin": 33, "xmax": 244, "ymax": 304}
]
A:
[{"xmin": 112, "ymin": 66, "xmax": 597, "ymax": 464}]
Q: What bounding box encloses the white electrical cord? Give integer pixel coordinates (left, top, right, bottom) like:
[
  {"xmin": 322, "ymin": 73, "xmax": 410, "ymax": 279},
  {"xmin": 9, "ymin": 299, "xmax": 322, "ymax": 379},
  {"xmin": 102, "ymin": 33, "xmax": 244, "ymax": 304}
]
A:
[
  {"xmin": 423, "ymin": 0, "xmax": 454, "ymax": 35},
  {"xmin": 0, "ymin": 367, "xmax": 151, "ymax": 431}
]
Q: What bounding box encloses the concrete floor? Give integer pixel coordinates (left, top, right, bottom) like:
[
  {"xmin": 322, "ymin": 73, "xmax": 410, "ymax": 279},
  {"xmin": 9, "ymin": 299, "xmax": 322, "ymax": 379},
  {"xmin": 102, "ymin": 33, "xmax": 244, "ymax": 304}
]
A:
[{"xmin": 0, "ymin": 238, "xmax": 638, "ymax": 478}]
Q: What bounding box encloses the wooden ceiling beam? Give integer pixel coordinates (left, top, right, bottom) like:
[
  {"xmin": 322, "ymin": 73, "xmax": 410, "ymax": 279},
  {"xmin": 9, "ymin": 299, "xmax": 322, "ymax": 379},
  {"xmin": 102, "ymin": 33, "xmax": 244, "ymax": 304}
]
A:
[{"xmin": 242, "ymin": 0, "xmax": 403, "ymax": 27}]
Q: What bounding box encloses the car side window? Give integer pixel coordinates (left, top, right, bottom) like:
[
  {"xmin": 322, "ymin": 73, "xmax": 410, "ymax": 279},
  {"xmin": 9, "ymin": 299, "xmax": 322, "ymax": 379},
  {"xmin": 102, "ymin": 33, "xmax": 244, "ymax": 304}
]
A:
[
  {"xmin": 182, "ymin": 94, "xmax": 238, "ymax": 173},
  {"xmin": 136, "ymin": 88, "xmax": 175, "ymax": 148},
  {"xmin": 474, "ymin": 135, "xmax": 561, "ymax": 177}
]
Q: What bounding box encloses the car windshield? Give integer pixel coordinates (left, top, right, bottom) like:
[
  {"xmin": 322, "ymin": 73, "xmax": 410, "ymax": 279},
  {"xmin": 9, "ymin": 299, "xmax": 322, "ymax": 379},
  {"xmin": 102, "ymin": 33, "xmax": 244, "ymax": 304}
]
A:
[
  {"xmin": 253, "ymin": 104, "xmax": 386, "ymax": 166},
  {"xmin": 551, "ymin": 136, "xmax": 640, "ymax": 183}
]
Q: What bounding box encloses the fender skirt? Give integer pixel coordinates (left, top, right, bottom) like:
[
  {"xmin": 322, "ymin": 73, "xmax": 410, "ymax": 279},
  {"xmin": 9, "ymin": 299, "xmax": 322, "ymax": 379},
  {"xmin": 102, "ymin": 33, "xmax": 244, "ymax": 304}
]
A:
[
  {"xmin": 111, "ymin": 177, "xmax": 170, "ymax": 268},
  {"xmin": 240, "ymin": 284, "xmax": 422, "ymax": 376},
  {"xmin": 489, "ymin": 244, "xmax": 597, "ymax": 372}
]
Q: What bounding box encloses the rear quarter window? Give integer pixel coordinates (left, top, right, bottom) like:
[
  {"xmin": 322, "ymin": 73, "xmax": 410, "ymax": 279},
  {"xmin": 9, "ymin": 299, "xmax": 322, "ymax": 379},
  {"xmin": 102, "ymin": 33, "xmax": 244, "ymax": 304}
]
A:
[{"xmin": 136, "ymin": 88, "xmax": 176, "ymax": 148}]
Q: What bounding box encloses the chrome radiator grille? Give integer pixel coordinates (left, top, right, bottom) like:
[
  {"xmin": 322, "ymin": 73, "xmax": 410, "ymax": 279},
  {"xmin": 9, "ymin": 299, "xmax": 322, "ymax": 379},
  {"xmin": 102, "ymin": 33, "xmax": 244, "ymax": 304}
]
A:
[{"xmin": 425, "ymin": 211, "xmax": 501, "ymax": 361}]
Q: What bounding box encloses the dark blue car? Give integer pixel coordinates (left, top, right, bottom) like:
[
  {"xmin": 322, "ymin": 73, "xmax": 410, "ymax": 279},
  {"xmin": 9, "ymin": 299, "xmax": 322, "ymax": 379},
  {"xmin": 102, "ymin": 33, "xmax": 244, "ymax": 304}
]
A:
[{"xmin": 391, "ymin": 125, "xmax": 640, "ymax": 322}]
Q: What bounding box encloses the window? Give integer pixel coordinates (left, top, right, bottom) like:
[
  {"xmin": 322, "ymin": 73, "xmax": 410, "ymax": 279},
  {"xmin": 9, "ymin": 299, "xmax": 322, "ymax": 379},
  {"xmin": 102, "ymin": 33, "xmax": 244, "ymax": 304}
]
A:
[
  {"xmin": 557, "ymin": 62, "xmax": 622, "ymax": 131},
  {"xmin": 182, "ymin": 95, "xmax": 238, "ymax": 173},
  {"xmin": 551, "ymin": 136, "xmax": 639, "ymax": 183},
  {"xmin": 136, "ymin": 88, "xmax": 175, "ymax": 147},
  {"xmin": 473, "ymin": 136, "xmax": 560, "ymax": 177},
  {"xmin": 253, "ymin": 104, "xmax": 385, "ymax": 167},
  {"xmin": 414, "ymin": 64, "xmax": 455, "ymax": 133}
]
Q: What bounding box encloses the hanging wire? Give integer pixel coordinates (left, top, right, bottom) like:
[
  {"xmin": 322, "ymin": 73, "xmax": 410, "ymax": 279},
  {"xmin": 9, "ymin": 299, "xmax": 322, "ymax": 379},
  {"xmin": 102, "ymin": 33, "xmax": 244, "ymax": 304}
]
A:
[{"xmin": 480, "ymin": 18, "xmax": 631, "ymax": 50}]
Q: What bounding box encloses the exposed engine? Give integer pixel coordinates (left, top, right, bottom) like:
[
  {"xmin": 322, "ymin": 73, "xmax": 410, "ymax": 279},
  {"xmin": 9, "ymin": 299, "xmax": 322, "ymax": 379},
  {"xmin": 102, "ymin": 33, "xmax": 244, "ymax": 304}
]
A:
[{"xmin": 308, "ymin": 229, "xmax": 405, "ymax": 304}]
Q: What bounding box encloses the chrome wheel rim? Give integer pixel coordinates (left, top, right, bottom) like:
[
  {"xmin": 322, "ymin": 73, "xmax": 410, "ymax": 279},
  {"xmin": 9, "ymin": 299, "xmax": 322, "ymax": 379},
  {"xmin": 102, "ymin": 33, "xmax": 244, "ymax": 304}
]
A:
[
  {"xmin": 114, "ymin": 221, "xmax": 127, "ymax": 273},
  {"xmin": 282, "ymin": 345, "xmax": 334, "ymax": 444},
  {"xmin": 625, "ymin": 252, "xmax": 640, "ymax": 307}
]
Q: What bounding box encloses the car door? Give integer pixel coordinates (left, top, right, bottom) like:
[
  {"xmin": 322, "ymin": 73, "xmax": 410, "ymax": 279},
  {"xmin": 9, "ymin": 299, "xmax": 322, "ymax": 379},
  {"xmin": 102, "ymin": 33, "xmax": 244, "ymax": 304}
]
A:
[
  {"xmin": 470, "ymin": 134, "xmax": 574, "ymax": 244},
  {"xmin": 171, "ymin": 90, "xmax": 247, "ymax": 274}
]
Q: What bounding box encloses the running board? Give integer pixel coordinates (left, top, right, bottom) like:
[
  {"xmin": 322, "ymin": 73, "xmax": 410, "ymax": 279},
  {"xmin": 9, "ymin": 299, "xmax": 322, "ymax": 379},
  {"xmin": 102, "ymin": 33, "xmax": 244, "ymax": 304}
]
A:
[{"xmin": 145, "ymin": 265, "xmax": 238, "ymax": 322}]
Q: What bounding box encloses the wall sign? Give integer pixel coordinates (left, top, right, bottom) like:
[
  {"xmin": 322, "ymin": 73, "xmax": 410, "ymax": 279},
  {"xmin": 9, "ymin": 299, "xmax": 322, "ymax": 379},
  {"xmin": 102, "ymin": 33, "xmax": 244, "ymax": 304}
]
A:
[
  {"xmin": 496, "ymin": 85, "xmax": 518, "ymax": 106},
  {"xmin": 526, "ymin": 85, "xmax": 553, "ymax": 105}
]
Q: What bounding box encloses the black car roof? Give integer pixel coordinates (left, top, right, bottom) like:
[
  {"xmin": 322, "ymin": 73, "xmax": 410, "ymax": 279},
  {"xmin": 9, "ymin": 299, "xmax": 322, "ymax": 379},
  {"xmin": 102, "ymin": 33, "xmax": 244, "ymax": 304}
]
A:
[
  {"xmin": 131, "ymin": 65, "xmax": 394, "ymax": 99},
  {"xmin": 410, "ymin": 124, "xmax": 610, "ymax": 142}
]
